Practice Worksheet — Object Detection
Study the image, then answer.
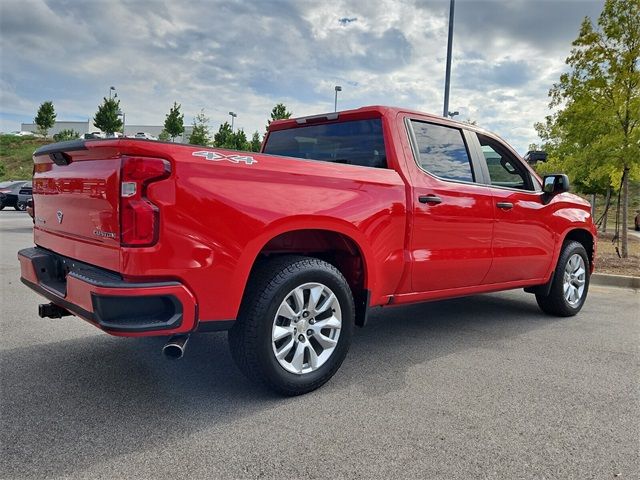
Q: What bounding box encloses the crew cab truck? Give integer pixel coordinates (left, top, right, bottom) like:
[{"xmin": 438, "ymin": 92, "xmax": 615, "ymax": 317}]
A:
[{"xmin": 19, "ymin": 106, "xmax": 596, "ymax": 395}]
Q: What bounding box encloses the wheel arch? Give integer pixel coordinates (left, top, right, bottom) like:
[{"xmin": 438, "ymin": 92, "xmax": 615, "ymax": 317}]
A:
[
  {"xmin": 234, "ymin": 220, "xmax": 376, "ymax": 327},
  {"xmin": 563, "ymin": 228, "xmax": 595, "ymax": 270}
]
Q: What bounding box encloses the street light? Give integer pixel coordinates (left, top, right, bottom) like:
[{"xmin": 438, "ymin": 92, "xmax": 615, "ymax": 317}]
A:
[
  {"xmin": 109, "ymin": 86, "xmax": 115, "ymax": 99},
  {"xmin": 334, "ymin": 85, "xmax": 342, "ymax": 112},
  {"xmin": 443, "ymin": 0, "xmax": 455, "ymax": 117},
  {"xmin": 448, "ymin": 111, "xmax": 459, "ymax": 118},
  {"xmin": 229, "ymin": 111, "xmax": 237, "ymax": 131},
  {"xmin": 117, "ymin": 110, "xmax": 125, "ymax": 136}
]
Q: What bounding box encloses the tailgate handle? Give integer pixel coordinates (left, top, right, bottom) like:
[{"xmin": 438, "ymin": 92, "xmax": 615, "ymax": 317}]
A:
[
  {"xmin": 419, "ymin": 195, "xmax": 442, "ymax": 205},
  {"xmin": 497, "ymin": 202, "xmax": 514, "ymax": 210}
]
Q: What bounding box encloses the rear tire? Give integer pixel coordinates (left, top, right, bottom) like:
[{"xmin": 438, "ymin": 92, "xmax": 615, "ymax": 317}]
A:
[
  {"xmin": 229, "ymin": 255, "xmax": 354, "ymax": 396},
  {"xmin": 536, "ymin": 240, "xmax": 590, "ymax": 317},
  {"xmin": 15, "ymin": 201, "xmax": 26, "ymax": 211}
]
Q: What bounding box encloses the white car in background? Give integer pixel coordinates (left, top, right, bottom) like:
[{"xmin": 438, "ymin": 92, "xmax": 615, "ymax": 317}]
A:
[{"xmin": 134, "ymin": 132, "xmax": 158, "ymax": 140}]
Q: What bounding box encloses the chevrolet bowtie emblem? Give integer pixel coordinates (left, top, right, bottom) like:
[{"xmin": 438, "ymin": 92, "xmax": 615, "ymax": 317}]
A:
[{"xmin": 56, "ymin": 210, "xmax": 63, "ymax": 224}]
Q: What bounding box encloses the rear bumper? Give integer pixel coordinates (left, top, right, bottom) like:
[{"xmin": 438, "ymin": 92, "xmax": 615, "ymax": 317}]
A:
[{"xmin": 18, "ymin": 247, "xmax": 199, "ymax": 336}]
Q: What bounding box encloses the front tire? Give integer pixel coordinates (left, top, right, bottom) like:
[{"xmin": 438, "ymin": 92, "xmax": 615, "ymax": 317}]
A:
[
  {"xmin": 536, "ymin": 240, "xmax": 590, "ymax": 317},
  {"xmin": 229, "ymin": 255, "xmax": 354, "ymax": 395}
]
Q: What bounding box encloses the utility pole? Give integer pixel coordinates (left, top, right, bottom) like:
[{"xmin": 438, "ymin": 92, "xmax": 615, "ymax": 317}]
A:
[
  {"xmin": 334, "ymin": 85, "xmax": 342, "ymax": 112},
  {"xmin": 443, "ymin": 0, "xmax": 455, "ymax": 118},
  {"xmin": 229, "ymin": 111, "xmax": 237, "ymax": 132}
]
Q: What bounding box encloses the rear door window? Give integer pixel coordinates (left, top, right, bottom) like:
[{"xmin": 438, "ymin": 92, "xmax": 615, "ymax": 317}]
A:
[
  {"xmin": 263, "ymin": 119, "xmax": 387, "ymax": 168},
  {"xmin": 410, "ymin": 121, "xmax": 474, "ymax": 183}
]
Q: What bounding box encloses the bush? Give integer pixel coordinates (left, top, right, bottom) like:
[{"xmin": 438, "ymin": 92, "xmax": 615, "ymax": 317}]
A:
[{"xmin": 53, "ymin": 129, "xmax": 80, "ymax": 142}]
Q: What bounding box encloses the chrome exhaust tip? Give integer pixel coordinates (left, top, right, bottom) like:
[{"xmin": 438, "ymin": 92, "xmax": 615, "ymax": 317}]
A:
[{"xmin": 162, "ymin": 335, "xmax": 189, "ymax": 359}]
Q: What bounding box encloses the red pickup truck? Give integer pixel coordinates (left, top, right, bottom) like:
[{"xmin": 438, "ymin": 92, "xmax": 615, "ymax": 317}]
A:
[{"xmin": 19, "ymin": 106, "xmax": 596, "ymax": 395}]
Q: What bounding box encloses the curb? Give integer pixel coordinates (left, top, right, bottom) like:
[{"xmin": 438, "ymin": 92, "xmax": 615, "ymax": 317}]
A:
[{"xmin": 591, "ymin": 273, "xmax": 640, "ymax": 289}]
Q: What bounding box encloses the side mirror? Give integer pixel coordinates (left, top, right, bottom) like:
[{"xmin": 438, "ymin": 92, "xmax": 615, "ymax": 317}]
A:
[{"xmin": 543, "ymin": 174, "xmax": 570, "ymax": 195}]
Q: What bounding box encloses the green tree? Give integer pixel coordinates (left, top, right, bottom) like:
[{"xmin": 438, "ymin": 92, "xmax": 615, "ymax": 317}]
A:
[
  {"xmin": 188, "ymin": 109, "xmax": 211, "ymax": 146},
  {"xmin": 164, "ymin": 102, "xmax": 184, "ymax": 141},
  {"xmin": 231, "ymin": 129, "xmax": 249, "ymax": 150},
  {"xmin": 34, "ymin": 101, "xmax": 56, "ymax": 137},
  {"xmin": 213, "ymin": 121, "xmax": 233, "ymax": 147},
  {"xmin": 266, "ymin": 103, "xmax": 292, "ymax": 132},
  {"xmin": 535, "ymin": 0, "xmax": 639, "ymax": 257},
  {"xmin": 158, "ymin": 130, "xmax": 171, "ymax": 142},
  {"xmin": 93, "ymin": 96, "xmax": 123, "ymax": 135},
  {"xmin": 250, "ymin": 131, "xmax": 262, "ymax": 152},
  {"xmin": 52, "ymin": 129, "xmax": 80, "ymax": 142}
]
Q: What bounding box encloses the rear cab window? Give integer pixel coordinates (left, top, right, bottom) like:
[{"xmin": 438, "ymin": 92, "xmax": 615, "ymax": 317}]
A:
[
  {"xmin": 263, "ymin": 119, "xmax": 387, "ymax": 168},
  {"xmin": 409, "ymin": 120, "xmax": 475, "ymax": 183}
]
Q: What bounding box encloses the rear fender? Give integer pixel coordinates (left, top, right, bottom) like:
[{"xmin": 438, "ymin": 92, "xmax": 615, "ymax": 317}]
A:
[{"xmin": 229, "ymin": 216, "xmax": 376, "ymax": 319}]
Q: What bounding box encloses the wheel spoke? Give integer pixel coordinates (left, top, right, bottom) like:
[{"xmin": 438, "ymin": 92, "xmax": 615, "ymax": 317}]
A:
[
  {"xmin": 291, "ymin": 342, "xmax": 306, "ymax": 372},
  {"xmin": 315, "ymin": 293, "xmax": 336, "ymax": 315},
  {"xmin": 315, "ymin": 332, "xmax": 338, "ymax": 349},
  {"xmin": 307, "ymin": 345, "xmax": 319, "ymax": 369},
  {"xmin": 277, "ymin": 302, "xmax": 297, "ymax": 321},
  {"xmin": 293, "ymin": 287, "xmax": 306, "ymax": 313},
  {"xmin": 275, "ymin": 338, "xmax": 295, "ymax": 360},
  {"xmin": 273, "ymin": 325, "xmax": 293, "ymax": 342},
  {"xmin": 314, "ymin": 315, "xmax": 341, "ymax": 331},
  {"xmin": 308, "ymin": 285, "xmax": 324, "ymax": 311}
]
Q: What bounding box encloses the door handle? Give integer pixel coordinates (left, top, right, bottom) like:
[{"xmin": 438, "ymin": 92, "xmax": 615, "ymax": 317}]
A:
[
  {"xmin": 496, "ymin": 202, "xmax": 514, "ymax": 210},
  {"xmin": 419, "ymin": 195, "xmax": 442, "ymax": 205}
]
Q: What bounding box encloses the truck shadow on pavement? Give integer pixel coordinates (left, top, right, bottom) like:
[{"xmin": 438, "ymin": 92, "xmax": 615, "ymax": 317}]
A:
[{"xmin": 0, "ymin": 291, "xmax": 555, "ymax": 478}]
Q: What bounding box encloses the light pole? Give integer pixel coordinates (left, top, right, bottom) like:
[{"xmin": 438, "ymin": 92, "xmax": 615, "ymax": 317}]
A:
[
  {"xmin": 443, "ymin": 0, "xmax": 455, "ymax": 117},
  {"xmin": 109, "ymin": 86, "xmax": 115, "ymax": 99},
  {"xmin": 117, "ymin": 110, "xmax": 125, "ymax": 136},
  {"xmin": 229, "ymin": 111, "xmax": 237, "ymax": 132},
  {"xmin": 334, "ymin": 85, "xmax": 342, "ymax": 112}
]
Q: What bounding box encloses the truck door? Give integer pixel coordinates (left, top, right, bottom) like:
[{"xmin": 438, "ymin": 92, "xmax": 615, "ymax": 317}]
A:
[
  {"xmin": 405, "ymin": 118, "xmax": 494, "ymax": 292},
  {"xmin": 468, "ymin": 132, "xmax": 555, "ymax": 284}
]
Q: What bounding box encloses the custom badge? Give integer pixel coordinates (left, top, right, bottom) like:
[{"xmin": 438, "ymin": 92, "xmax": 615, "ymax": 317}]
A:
[{"xmin": 192, "ymin": 150, "xmax": 257, "ymax": 165}]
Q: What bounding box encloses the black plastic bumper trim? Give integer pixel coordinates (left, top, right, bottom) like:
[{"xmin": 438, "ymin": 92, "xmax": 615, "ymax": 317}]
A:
[
  {"xmin": 195, "ymin": 320, "xmax": 236, "ymax": 332},
  {"xmin": 91, "ymin": 293, "xmax": 183, "ymax": 332},
  {"xmin": 21, "ymin": 278, "xmax": 94, "ymax": 322}
]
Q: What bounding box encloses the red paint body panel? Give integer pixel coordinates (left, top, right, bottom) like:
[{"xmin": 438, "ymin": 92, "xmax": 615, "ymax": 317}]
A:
[{"xmin": 20, "ymin": 106, "xmax": 596, "ymax": 337}]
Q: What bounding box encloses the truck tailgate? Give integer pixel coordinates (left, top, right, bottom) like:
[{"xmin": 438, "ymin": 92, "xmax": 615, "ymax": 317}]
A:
[{"xmin": 32, "ymin": 141, "xmax": 122, "ymax": 272}]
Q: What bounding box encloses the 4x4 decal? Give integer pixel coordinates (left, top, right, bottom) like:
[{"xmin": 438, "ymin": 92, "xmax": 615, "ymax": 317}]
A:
[{"xmin": 192, "ymin": 150, "xmax": 257, "ymax": 165}]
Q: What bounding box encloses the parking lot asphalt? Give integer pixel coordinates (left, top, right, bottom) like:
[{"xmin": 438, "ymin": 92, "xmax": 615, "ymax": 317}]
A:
[{"xmin": 1, "ymin": 210, "xmax": 638, "ymax": 479}]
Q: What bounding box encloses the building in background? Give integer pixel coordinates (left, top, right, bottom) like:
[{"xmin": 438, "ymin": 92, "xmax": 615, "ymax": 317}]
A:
[
  {"xmin": 20, "ymin": 121, "xmax": 194, "ymax": 143},
  {"xmin": 20, "ymin": 121, "xmax": 94, "ymax": 137}
]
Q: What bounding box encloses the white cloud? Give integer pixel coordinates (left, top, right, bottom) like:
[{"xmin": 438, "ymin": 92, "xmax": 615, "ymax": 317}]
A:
[{"xmin": 0, "ymin": 0, "xmax": 604, "ymax": 153}]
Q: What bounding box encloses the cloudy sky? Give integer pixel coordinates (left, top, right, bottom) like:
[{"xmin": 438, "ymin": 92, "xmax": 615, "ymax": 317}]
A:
[{"xmin": 0, "ymin": 0, "xmax": 604, "ymax": 154}]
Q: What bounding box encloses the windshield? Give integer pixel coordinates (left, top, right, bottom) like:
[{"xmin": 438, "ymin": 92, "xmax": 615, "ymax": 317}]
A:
[{"xmin": 264, "ymin": 118, "xmax": 387, "ymax": 168}]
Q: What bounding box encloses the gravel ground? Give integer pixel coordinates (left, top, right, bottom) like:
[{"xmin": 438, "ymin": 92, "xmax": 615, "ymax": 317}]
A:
[{"xmin": 1, "ymin": 211, "xmax": 638, "ymax": 480}]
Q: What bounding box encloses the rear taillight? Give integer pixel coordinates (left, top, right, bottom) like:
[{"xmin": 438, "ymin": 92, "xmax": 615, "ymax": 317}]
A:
[{"xmin": 120, "ymin": 156, "xmax": 171, "ymax": 247}]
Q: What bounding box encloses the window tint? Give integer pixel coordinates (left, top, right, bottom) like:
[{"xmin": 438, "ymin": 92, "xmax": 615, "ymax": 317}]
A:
[
  {"xmin": 411, "ymin": 121, "xmax": 474, "ymax": 182},
  {"xmin": 263, "ymin": 119, "xmax": 387, "ymax": 168},
  {"xmin": 479, "ymin": 135, "xmax": 534, "ymax": 191}
]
